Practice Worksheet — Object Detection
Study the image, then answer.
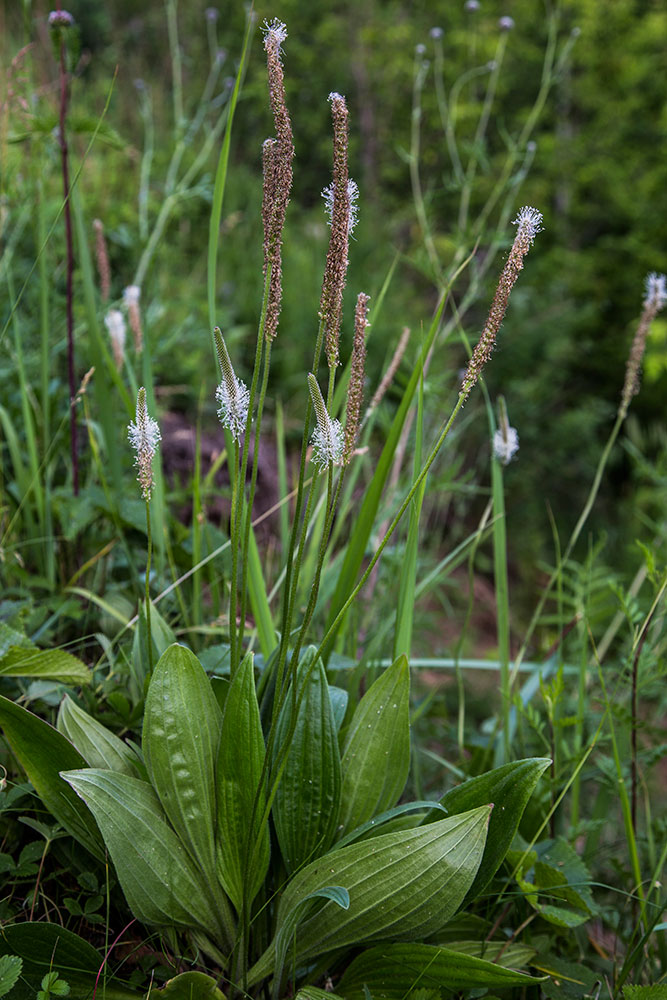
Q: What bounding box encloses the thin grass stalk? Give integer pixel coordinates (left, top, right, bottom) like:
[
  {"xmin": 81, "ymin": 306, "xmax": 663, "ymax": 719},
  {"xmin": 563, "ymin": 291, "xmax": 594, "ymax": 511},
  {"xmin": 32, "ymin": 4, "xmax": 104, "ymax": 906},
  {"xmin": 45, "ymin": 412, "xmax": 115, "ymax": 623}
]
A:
[
  {"xmin": 393, "ymin": 357, "xmax": 425, "ymax": 660},
  {"xmin": 457, "ymin": 31, "xmax": 508, "ymax": 234},
  {"xmin": 0, "ymin": 72, "xmax": 117, "ymax": 352},
  {"xmin": 191, "ymin": 407, "xmax": 204, "ymax": 630},
  {"xmin": 317, "ymin": 392, "xmax": 467, "ymax": 663},
  {"xmin": 36, "ymin": 177, "xmax": 55, "ymax": 586},
  {"xmin": 275, "ymin": 401, "xmax": 290, "ymax": 556},
  {"xmin": 207, "ymin": 12, "xmax": 253, "ymax": 331},
  {"xmin": 55, "ymin": 16, "xmax": 79, "ymax": 494},
  {"xmin": 144, "ymin": 500, "xmax": 154, "ymax": 674},
  {"xmin": 432, "ymin": 31, "xmax": 464, "ymax": 183},
  {"xmin": 409, "ymin": 51, "xmax": 442, "ymax": 283},
  {"xmin": 165, "ymin": 0, "xmax": 183, "ymax": 133},
  {"xmin": 511, "ymin": 410, "xmax": 625, "ymax": 682}
]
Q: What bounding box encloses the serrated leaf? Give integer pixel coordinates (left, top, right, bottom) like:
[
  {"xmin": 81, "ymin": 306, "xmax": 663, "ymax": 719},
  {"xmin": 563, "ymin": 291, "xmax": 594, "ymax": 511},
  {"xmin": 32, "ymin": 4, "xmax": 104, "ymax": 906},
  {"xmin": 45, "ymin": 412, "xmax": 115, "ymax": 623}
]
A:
[
  {"xmin": 62, "ymin": 769, "xmax": 224, "ymax": 942},
  {"xmin": 296, "ymin": 989, "xmax": 344, "ymax": 1000},
  {"xmin": 143, "ymin": 644, "xmax": 222, "ymax": 884},
  {"xmin": 423, "ymin": 757, "xmax": 551, "ymax": 902},
  {"xmin": 0, "ymin": 648, "xmax": 90, "ymax": 685},
  {"xmin": 273, "ymin": 649, "xmax": 341, "ymax": 872},
  {"xmin": 248, "ymin": 806, "xmax": 490, "ymax": 984},
  {"xmin": 0, "ymin": 955, "xmax": 22, "ymax": 999},
  {"xmin": 336, "ymin": 943, "xmax": 543, "ymax": 998},
  {"xmin": 338, "ymin": 656, "xmax": 410, "ymax": 836},
  {"xmin": 57, "ymin": 696, "xmax": 137, "ymax": 776},
  {"xmin": 216, "ymin": 651, "xmax": 269, "ymax": 912},
  {"xmin": 0, "ymin": 696, "xmax": 104, "ymax": 860}
]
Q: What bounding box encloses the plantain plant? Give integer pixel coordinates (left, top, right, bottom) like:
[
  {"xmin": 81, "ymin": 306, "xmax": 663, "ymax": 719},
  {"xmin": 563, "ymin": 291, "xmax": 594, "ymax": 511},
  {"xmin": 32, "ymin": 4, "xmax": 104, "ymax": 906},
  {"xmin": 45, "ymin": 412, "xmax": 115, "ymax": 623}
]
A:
[{"xmin": 0, "ymin": 15, "xmax": 556, "ymax": 999}]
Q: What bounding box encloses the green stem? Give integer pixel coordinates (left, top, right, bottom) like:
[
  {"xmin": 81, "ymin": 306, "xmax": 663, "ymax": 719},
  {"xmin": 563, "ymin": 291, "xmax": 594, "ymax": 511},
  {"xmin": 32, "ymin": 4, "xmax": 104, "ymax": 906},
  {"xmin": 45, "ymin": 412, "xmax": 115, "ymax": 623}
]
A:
[{"xmin": 145, "ymin": 498, "xmax": 154, "ymax": 675}]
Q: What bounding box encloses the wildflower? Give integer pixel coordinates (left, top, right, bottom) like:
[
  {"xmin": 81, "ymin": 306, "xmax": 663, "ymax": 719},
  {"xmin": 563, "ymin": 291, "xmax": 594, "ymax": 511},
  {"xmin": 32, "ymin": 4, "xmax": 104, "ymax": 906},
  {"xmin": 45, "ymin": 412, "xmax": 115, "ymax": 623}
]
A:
[
  {"xmin": 498, "ymin": 15, "xmax": 515, "ymax": 30},
  {"xmin": 262, "ymin": 18, "xmax": 294, "ymax": 343},
  {"xmin": 308, "ymin": 374, "xmax": 343, "ymax": 469},
  {"xmin": 464, "ymin": 1, "xmax": 481, "ymax": 11},
  {"xmin": 214, "ymin": 328, "xmax": 250, "ymax": 442},
  {"xmin": 430, "ymin": 27, "xmax": 444, "ymax": 39},
  {"xmin": 493, "ymin": 396, "xmax": 519, "ymax": 465},
  {"xmin": 619, "ymin": 272, "xmax": 667, "ymax": 418},
  {"xmin": 460, "ymin": 207, "xmax": 543, "ymax": 400},
  {"xmin": 128, "ymin": 387, "xmax": 161, "ymax": 500},
  {"xmin": 93, "ymin": 219, "xmax": 111, "ymax": 302},
  {"xmin": 104, "ymin": 309, "xmax": 126, "ymax": 369},
  {"xmin": 344, "ymin": 293, "xmax": 370, "ymax": 463},
  {"xmin": 123, "ymin": 284, "xmax": 143, "ymax": 352},
  {"xmin": 205, "ymin": 7, "xmax": 218, "ymax": 21},
  {"xmin": 48, "ymin": 10, "xmax": 74, "ymax": 27},
  {"xmin": 319, "ymin": 92, "xmax": 355, "ymax": 370},
  {"xmin": 322, "ymin": 179, "xmax": 359, "ymax": 237}
]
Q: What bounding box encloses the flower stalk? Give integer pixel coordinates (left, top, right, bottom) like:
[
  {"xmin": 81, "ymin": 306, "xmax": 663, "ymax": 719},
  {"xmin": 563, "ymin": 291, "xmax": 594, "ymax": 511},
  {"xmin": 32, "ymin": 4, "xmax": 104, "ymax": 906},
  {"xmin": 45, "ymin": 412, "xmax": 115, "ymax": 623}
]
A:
[{"xmin": 128, "ymin": 387, "xmax": 161, "ymax": 674}]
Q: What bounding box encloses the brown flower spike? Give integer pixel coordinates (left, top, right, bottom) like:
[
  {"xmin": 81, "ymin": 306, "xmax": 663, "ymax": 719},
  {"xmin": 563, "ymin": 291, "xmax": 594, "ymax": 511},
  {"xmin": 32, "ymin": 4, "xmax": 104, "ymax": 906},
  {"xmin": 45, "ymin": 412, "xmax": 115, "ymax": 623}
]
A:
[
  {"xmin": 344, "ymin": 292, "xmax": 370, "ymax": 463},
  {"xmin": 460, "ymin": 206, "xmax": 542, "ymax": 400},
  {"xmin": 320, "ymin": 92, "xmax": 358, "ymax": 370},
  {"xmin": 619, "ymin": 272, "xmax": 667, "ymax": 418},
  {"xmin": 262, "ymin": 19, "xmax": 294, "ymax": 343}
]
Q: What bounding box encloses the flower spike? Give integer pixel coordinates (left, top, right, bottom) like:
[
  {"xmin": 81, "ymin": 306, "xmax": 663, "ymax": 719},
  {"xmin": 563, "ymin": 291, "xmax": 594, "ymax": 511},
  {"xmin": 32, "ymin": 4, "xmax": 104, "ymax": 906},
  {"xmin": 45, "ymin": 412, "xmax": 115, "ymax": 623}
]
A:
[
  {"xmin": 214, "ymin": 328, "xmax": 250, "ymax": 442},
  {"xmin": 128, "ymin": 387, "xmax": 161, "ymax": 500}
]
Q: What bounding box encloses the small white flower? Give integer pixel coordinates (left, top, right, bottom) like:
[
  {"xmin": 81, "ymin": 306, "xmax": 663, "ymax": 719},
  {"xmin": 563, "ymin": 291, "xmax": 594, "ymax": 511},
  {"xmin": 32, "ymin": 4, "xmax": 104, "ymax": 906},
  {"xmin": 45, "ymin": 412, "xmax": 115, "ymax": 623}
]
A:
[
  {"xmin": 512, "ymin": 206, "xmax": 543, "ymax": 244},
  {"xmin": 128, "ymin": 387, "xmax": 161, "ymax": 500},
  {"xmin": 263, "ymin": 18, "xmax": 287, "ymax": 51},
  {"xmin": 214, "ymin": 328, "xmax": 250, "ymax": 442},
  {"xmin": 322, "ymin": 179, "xmax": 359, "ymax": 236},
  {"xmin": 307, "ymin": 373, "xmax": 344, "ymax": 469},
  {"xmin": 123, "ymin": 285, "xmax": 141, "ymax": 306},
  {"xmin": 498, "ymin": 15, "xmax": 515, "ymax": 30},
  {"xmin": 104, "ymin": 309, "xmax": 126, "ymax": 369},
  {"xmin": 493, "ymin": 425, "xmax": 519, "ymax": 465},
  {"xmin": 644, "ymin": 272, "xmax": 667, "ymax": 311}
]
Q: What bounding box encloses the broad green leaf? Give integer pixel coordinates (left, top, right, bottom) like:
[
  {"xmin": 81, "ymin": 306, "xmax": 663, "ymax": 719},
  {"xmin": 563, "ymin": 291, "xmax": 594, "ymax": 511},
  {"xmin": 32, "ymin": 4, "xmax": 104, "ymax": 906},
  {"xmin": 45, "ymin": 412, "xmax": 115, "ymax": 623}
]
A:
[
  {"xmin": 0, "ymin": 924, "xmax": 137, "ymax": 1000},
  {"xmin": 216, "ymin": 652, "xmax": 269, "ymax": 911},
  {"xmin": 423, "ymin": 757, "xmax": 551, "ymax": 902},
  {"xmin": 248, "ymin": 806, "xmax": 490, "ymax": 984},
  {"xmin": 57, "ymin": 696, "xmax": 137, "ymax": 776},
  {"xmin": 328, "ymin": 686, "xmax": 348, "ymax": 731},
  {"xmin": 426, "ymin": 940, "xmax": 536, "ymax": 968},
  {"xmin": 273, "ymin": 649, "xmax": 341, "ymax": 872},
  {"xmin": 0, "ymin": 648, "xmax": 90, "ymax": 685},
  {"xmin": 335, "ymin": 802, "xmax": 445, "ymax": 849},
  {"xmin": 0, "ymin": 955, "xmax": 22, "ymax": 999},
  {"xmin": 296, "ymin": 989, "xmax": 344, "ymax": 1000},
  {"xmin": 338, "ymin": 656, "xmax": 410, "ymax": 836},
  {"xmin": 62, "ymin": 769, "xmax": 225, "ymax": 942},
  {"xmin": 0, "ymin": 696, "xmax": 104, "ymax": 860},
  {"xmin": 152, "ymin": 972, "xmax": 226, "ymax": 1000},
  {"xmin": 336, "ymin": 943, "xmax": 543, "ymax": 998},
  {"xmin": 143, "ymin": 644, "xmax": 222, "ymax": 884}
]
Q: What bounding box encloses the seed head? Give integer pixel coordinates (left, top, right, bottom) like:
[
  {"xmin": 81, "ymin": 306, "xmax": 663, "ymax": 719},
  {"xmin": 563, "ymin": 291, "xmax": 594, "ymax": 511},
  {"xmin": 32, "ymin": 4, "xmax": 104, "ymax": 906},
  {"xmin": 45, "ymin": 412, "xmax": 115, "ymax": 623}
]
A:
[
  {"xmin": 93, "ymin": 219, "xmax": 111, "ymax": 302},
  {"xmin": 320, "ymin": 92, "xmax": 355, "ymax": 370},
  {"xmin": 619, "ymin": 272, "xmax": 667, "ymax": 418},
  {"xmin": 493, "ymin": 397, "xmax": 519, "ymax": 464},
  {"xmin": 308, "ymin": 373, "xmax": 343, "ymax": 469},
  {"xmin": 344, "ymin": 293, "xmax": 370, "ymax": 464},
  {"xmin": 460, "ymin": 207, "xmax": 543, "ymax": 400},
  {"xmin": 49, "ymin": 10, "xmax": 74, "ymax": 27},
  {"xmin": 214, "ymin": 328, "xmax": 250, "ymax": 442},
  {"xmin": 123, "ymin": 284, "xmax": 143, "ymax": 352},
  {"xmin": 104, "ymin": 309, "xmax": 126, "ymax": 369},
  {"xmin": 128, "ymin": 387, "xmax": 161, "ymax": 500},
  {"xmin": 262, "ymin": 18, "xmax": 288, "ymax": 53}
]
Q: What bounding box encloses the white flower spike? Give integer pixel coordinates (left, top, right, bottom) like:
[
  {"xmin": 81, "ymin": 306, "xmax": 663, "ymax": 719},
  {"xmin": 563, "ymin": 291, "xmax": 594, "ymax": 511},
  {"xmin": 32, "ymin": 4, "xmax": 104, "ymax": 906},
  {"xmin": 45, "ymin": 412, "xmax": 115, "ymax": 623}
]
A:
[
  {"xmin": 214, "ymin": 328, "xmax": 250, "ymax": 442},
  {"xmin": 128, "ymin": 387, "xmax": 161, "ymax": 500},
  {"xmin": 307, "ymin": 373, "xmax": 343, "ymax": 469}
]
